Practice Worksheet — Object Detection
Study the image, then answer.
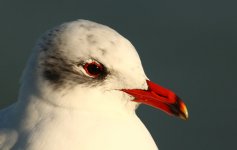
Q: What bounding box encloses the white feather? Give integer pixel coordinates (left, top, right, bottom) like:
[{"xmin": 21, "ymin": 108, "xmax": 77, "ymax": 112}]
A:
[{"xmin": 0, "ymin": 19, "xmax": 158, "ymax": 150}]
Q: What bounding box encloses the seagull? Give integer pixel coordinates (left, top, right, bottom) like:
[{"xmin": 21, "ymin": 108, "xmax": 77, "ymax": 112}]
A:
[{"xmin": 0, "ymin": 19, "xmax": 188, "ymax": 150}]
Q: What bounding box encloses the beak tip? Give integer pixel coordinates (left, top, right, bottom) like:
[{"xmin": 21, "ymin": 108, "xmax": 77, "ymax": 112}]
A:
[
  {"xmin": 178, "ymin": 99, "xmax": 189, "ymax": 120},
  {"xmin": 179, "ymin": 112, "xmax": 189, "ymax": 120}
]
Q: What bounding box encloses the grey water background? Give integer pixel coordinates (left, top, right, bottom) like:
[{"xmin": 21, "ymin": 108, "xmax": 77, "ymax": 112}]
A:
[{"xmin": 0, "ymin": 0, "xmax": 236, "ymax": 150}]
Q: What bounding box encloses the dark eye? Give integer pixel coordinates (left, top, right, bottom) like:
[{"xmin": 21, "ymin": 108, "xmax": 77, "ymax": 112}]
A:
[{"xmin": 83, "ymin": 61, "xmax": 104, "ymax": 78}]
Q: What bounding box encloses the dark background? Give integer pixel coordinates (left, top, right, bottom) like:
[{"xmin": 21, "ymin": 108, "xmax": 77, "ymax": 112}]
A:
[{"xmin": 0, "ymin": 0, "xmax": 236, "ymax": 150}]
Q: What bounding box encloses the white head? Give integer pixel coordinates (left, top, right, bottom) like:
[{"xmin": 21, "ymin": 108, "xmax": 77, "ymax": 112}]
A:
[
  {"xmin": 19, "ymin": 20, "xmax": 147, "ymax": 113},
  {"xmin": 19, "ymin": 19, "xmax": 188, "ymax": 118}
]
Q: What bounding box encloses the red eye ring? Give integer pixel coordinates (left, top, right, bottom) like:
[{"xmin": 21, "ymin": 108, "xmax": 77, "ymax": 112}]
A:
[{"xmin": 83, "ymin": 61, "xmax": 104, "ymax": 78}]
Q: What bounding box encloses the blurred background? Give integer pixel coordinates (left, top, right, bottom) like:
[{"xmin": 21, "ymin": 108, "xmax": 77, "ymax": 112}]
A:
[{"xmin": 0, "ymin": 0, "xmax": 236, "ymax": 150}]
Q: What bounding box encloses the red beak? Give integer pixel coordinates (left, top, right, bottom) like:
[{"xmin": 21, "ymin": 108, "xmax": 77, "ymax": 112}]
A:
[{"xmin": 121, "ymin": 80, "xmax": 188, "ymax": 120}]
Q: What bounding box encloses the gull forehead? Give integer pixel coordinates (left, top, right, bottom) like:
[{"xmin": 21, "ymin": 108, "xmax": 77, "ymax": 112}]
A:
[{"xmin": 39, "ymin": 20, "xmax": 141, "ymax": 63}]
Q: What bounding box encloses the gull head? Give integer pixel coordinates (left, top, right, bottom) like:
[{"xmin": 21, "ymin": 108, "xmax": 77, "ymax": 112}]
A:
[{"xmin": 19, "ymin": 19, "xmax": 188, "ymax": 118}]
